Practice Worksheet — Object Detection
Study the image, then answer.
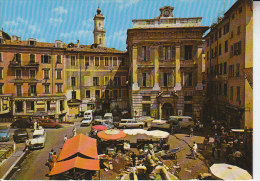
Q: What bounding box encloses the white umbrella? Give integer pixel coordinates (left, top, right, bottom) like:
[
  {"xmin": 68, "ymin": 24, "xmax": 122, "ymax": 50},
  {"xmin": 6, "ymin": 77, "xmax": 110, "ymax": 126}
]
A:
[
  {"xmin": 146, "ymin": 130, "xmax": 170, "ymax": 139},
  {"xmin": 210, "ymin": 163, "xmax": 252, "ymax": 180}
]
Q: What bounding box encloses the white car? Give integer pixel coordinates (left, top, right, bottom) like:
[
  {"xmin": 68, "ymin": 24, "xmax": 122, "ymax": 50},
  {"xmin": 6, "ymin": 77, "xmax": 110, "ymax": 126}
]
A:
[
  {"xmin": 81, "ymin": 118, "xmax": 92, "ymax": 126},
  {"xmin": 30, "ymin": 129, "xmax": 46, "ymax": 149},
  {"xmin": 118, "ymin": 119, "xmax": 145, "ymax": 129},
  {"xmin": 104, "ymin": 113, "xmax": 113, "ymax": 123}
]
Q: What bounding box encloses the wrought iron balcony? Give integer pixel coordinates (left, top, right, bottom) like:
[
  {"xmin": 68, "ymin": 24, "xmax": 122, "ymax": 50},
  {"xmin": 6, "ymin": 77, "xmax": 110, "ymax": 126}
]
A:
[
  {"xmin": 9, "ymin": 78, "xmax": 42, "ymax": 83},
  {"xmin": 9, "ymin": 61, "xmax": 40, "ymax": 68}
]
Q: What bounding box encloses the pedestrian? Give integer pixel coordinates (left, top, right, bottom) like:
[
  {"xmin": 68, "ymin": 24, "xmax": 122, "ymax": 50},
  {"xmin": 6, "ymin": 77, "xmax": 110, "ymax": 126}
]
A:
[
  {"xmin": 211, "ymin": 117, "xmax": 215, "ymax": 126},
  {"xmin": 211, "ymin": 142, "xmax": 216, "ymax": 158},
  {"xmin": 131, "ymin": 152, "xmax": 136, "ymax": 166},
  {"xmin": 23, "ymin": 139, "xmax": 31, "ymax": 152},
  {"xmin": 192, "ymin": 142, "xmax": 198, "ymax": 159},
  {"xmin": 199, "ymin": 122, "xmax": 204, "ymax": 132},
  {"xmin": 64, "ymin": 135, "xmax": 68, "ymax": 143},
  {"xmin": 52, "ymin": 152, "xmax": 57, "ymax": 163},
  {"xmin": 73, "ymin": 127, "xmax": 77, "ymax": 137},
  {"xmin": 49, "ymin": 149, "xmax": 54, "ymax": 160},
  {"xmin": 190, "ymin": 126, "xmax": 194, "ymax": 137},
  {"xmin": 34, "ymin": 120, "xmax": 38, "ymax": 130},
  {"xmin": 234, "ymin": 150, "xmax": 242, "ymax": 166},
  {"xmin": 204, "ymin": 135, "xmax": 209, "ymax": 150},
  {"xmin": 225, "ymin": 144, "xmax": 232, "ymax": 163}
]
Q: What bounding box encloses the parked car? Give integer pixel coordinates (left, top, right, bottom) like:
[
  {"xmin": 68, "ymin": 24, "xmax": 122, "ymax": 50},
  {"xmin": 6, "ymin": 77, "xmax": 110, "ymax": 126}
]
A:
[
  {"xmin": 10, "ymin": 119, "xmax": 34, "ymax": 129},
  {"xmin": 92, "ymin": 119, "xmax": 109, "ymax": 126},
  {"xmin": 0, "ymin": 126, "xmax": 10, "ymax": 142},
  {"xmin": 138, "ymin": 116, "xmax": 154, "ymax": 128},
  {"xmin": 169, "ymin": 116, "xmax": 194, "ymax": 128},
  {"xmin": 39, "ymin": 119, "xmax": 61, "ymax": 129},
  {"xmin": 104, "ymin": 113, "xmax": 113, "ymax": 123},
  {"xmin": 150, "ymin": 119, "xmax": 180, "ymax": 132},
  {"xmin": 118, "ymin": 119, "xmax": 145, "ymax": 129},
  {"xmin": 30, "ymin": 129, "xmax": 46, "ymax": 149},
  {"xmin": 13, "ymin": 129, "xmax": 29, "ymax": 143},
  {"xmin": 81, "ymin": 117, "xmax": 92, "ymax": 126}
]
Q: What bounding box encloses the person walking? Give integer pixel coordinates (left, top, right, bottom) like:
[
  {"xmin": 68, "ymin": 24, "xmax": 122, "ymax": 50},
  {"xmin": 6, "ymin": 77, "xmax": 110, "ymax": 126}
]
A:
[
  {"xmin": 234, "ymin": 150, "xmax": 242, "ymax": 166},
  {"xmin": 211, "ymin": 142, "xmax": 216, "ymax": 158},
  {"xmin": 52, "ymin": 152, "xmax": 58, "ymax": 163},
  {"xmin": 73, "ymin": 127, "xmax": 77, "ymax": 137},
  {"xmin": 34, "ymin": 120, "xmax": 38, "ymax": 130},
  {"xmin": 190, "ymin": 126, "xmax": 194, "ymax": 137},
  {"xmin": 49, "ymin": 149, "xmax": 54, "ymax": 160},
  {"xmin": 23, "ymin": 139, "xmax": 31, "ymax": 152},
  {"xmin": 64, "ymin": 135, "xmax": 68, "ymax": 143},
  {"xmin": 192, "ymin": 142, "xmax": 198, "ymax": 159}
]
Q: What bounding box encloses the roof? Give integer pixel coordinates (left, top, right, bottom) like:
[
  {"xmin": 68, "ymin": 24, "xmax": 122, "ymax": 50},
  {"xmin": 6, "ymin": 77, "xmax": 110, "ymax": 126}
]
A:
[
  {"xmin": 49, "ymin": 157, "xmax": 100, "ymax": 176},
  {"xmin": 57, "ymin": 133, "xmax": 98, "ymax": 161}
]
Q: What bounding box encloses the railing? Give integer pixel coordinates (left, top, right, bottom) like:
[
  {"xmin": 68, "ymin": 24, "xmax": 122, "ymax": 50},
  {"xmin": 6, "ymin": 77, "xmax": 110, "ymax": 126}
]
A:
[
  {"xmin": 9, "ymin": 78, "xmax": 42, "ymax": 83},
  {"xmin": 9, "ymin": 61, "xmax": 40, "ymax": 68}
]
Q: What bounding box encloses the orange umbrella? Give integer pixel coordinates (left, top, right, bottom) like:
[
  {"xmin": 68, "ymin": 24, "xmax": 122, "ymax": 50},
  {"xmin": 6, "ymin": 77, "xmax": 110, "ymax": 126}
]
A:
[
  {"xmin": 49, "ymin": 157, "xmax": 100, "ymax": 176},
  {"xmin": 58, "ymin": 133, "xmax": 98, "ymax": 161},
  {"xmin": 97, "ymin": 129, "xmax": 126, "ymax": 140},
  {"xmin": 92, "ymin": 125, "xmax": 107, "ymax": 131}
]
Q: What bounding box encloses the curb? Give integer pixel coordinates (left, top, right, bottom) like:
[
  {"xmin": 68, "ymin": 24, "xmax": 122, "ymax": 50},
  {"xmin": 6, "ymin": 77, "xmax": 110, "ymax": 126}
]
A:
[{"xmin": 1, "ymin": 151, "xmax": 29, "ymax": 180}]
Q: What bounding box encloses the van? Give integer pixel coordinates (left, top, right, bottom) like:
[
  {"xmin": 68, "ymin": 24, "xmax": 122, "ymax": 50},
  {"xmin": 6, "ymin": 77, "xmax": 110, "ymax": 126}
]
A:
[
  {"xmin": 169, "ymin": 116, "xmax": 194, "ymax": 128},
  {"xmin": 118, "ymin": 119, "xmax": 145, "ymax": 129},
  {"xmin": 30, "ymin": 129, "xmax": 46, "ymax": 149},
  {"xmin": 84, "ymin": 110, "xmax": 93, "ymax": 121},
  {"xmin": 104, "ymin": 113, "xmax": 113, "ymax": 123}
]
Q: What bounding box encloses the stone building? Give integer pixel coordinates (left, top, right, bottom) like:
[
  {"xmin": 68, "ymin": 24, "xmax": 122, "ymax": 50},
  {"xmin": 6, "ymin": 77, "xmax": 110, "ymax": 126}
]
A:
[
  {"xmin": 204, "ymin": 0, "xmax": 253, "ymax": 129},
  {"xmin": 127, "ymin": 6, "xmax": 208, "ymax": 120},
  {"xmin": 0, "ymin": 33, "xmax": 67, "ymax": 121}
]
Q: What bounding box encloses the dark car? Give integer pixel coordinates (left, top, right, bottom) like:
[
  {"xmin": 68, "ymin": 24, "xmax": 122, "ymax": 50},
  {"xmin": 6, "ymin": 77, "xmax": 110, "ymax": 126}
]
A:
[
  {"xmin": 39, "ymin": 119, "xmax": 61, "ymax": 128},
  {"xmin": 10, "ymin": 119, "xmax": 34, "ymax": 129},
  {"xmin": 13, "ymin": 129, "xmax": 29, "ymax": 143},
  {"xmin": 0, "ymin": 126, "xmax": 10, "ymax": 142}
]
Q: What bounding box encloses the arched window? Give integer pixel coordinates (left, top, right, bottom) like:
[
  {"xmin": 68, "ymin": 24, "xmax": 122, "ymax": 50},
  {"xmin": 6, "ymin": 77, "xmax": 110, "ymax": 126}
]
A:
[{"xmin": 99, "ymin": 38, "xmax": 102, "ymax": 44}]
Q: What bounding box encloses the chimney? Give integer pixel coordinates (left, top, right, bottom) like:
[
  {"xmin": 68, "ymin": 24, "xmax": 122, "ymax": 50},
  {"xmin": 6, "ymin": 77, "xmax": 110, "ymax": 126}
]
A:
[{"xmin": 77, "ymin": 40, "xmax": 79, "ymax": 48}]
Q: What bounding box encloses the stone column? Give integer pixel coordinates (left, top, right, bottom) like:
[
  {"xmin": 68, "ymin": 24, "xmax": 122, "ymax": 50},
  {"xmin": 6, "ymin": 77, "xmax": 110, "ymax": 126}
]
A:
[
  {"xmin": 13, "ymin": 101, "xmax": 16, "ymax": 115},
  {"xmin": 153, "ymin": 46, "xmax": 160, "ymax": 90},
  {"xmin": 174, "ymin": 45, "xmax": 182, "ymax": 90},
  {"xmin": 45, "ymin": 101, "xmax": 48, "ymax": 113},
  {"xmin": 196, "ymin": 46, "xmax": 203, "ymax": 90},
  {"xmin": 23, "ymin": 101, "xmax": 26, "ymax": 114},
  {"xmin": 132, "ymin": 45, "xmax": 140, "ymax": 90},
  {"xmin": 56, "ymin": 100, "xmax": 60, "ymax": 114},
  {"xmin": 34, "ymin": 101, "xmax": 37, "ymax": 113},
  {"xmin": 159, "ymin": 102, "xmax": 162, "ymax": 120},
  {"xmin": 0, "ymin": 99, "xmax": 2, "ymax": 112}
]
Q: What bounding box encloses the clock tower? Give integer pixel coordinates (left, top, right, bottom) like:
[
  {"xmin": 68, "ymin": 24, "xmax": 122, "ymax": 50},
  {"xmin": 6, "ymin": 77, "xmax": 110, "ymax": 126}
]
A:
[
  {"xmin": 158, "ymin": 6, "xmax": 174, "ymax": 18},
  {"xmin": 93, "ymin": 7, "xmax": 105, "ymax": 47}
]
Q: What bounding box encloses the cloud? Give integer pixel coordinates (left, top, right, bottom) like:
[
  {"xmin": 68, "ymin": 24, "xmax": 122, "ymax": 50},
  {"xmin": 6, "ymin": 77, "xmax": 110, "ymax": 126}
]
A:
[
  {"xmin": 82, "ymin": 18, "xmax": 93, "ymax": 29},
  {"xmin": 49, "ymin": 17, "xmax": 63, "ymax": 23},
  {"xmin": 4, "ymin": 17, "xmax": 28, "ymax": 27},
  {"xmin": 28, "ymin": 24, "xmax": 40, "ymax": 34},
  {"xmin": 52, "ymin": 6, "xmax": 68, "ymax": 14}
]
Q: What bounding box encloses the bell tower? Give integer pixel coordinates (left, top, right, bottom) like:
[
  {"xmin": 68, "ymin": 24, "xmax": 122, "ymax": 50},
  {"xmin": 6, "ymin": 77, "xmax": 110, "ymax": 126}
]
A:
[{"xmin": 93, "ymin": 7, "xmax": 105, "ymax": 47}]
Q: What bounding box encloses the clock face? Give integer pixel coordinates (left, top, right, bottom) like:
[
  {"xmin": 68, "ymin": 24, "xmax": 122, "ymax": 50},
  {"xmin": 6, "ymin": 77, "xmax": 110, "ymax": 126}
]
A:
[{"xmin": 164, "ymin": 10, "xmax": 170, "ymax": 17}]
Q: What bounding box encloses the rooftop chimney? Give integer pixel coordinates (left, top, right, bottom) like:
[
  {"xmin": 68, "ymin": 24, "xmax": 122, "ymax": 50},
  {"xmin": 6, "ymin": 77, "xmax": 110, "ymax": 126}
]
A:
[{"xmin": 77, "ymin": 40, "xmax": 79, "ymax": 48}]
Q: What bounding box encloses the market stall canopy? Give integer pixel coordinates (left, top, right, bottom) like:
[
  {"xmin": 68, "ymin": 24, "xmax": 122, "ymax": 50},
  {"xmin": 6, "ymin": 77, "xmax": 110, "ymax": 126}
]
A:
[
  {"xmin": 97, "ymin": 129, "xmax": 126, "ymax": 140},
  {"xmin": 92, "ymin": 125, "xmax": 108, "ymax": 131},
  {"xmin": 49, "ymin": 156, "xmax": 100, "ymax": 176},
  {"xmin": 210, "ymin": 163, "xmax": 252, "ymax": 180},
  {"xmin": 123, "ymin": 129, "xmax": 148, "ymax": 136},
  {"xmin": 146, "ymin": 130, "xmax": 169, "ymax": 139},
  {"xmin": 58, "ymin": 133, "xmax": 98, "ymax": 161}
]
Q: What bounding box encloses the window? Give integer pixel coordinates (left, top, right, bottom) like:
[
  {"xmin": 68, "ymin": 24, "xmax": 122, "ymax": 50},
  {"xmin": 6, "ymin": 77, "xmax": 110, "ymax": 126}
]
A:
[
  {"xmin": 47, "ymin": 101, "xmax": 50, "ymax": 111},
  {"xmin": 15, "ymin": 53, "xmax": 21, "ymax": 63},
  {"xmin": 225, "ymin": 40, "xmax": 228, "ymax": 52},
  {"xmin": 0, "ymin": 52, "xmax": 2, "ymax": 62},
  {"xmin": 113, "ymin": 57, "xmax": 117, "ymax": 66},
  {"xmin": 215, "ymin": 32, "xmax": 218, "ymax": 41},
  {"xmin": 113, "ymin": 77, "xmax": 120, "ymax": 87},
  {"xmin": 72, "ymin": 91, "xmax": 76, "ymax": 99},
  {"xmin": 16, "ymin": 85, "xmax": 22, "ymax": 96},
  {"xmin": 93, "ymin": 77, "xmax": 99, "ymax": 86},
  {"xmin": 29, "ymin": 85, "xmax": 37, "ymax": 95},
  {"xmin": 230, "ymin": 45, "xmax": 234, "ymax": 57},
  {"xmin": 219, "ymin": 84, "xmax": 222, "ymax": 95},
  {"xmin": 224, "ymin": 84, "xmax": 227, "ymax": 96},
  {"xmin": 163, "ymin": 73, "xmax": 168, "ymax": 87},
  {"xmin": 211, "ymin": 49, "xmax": 214, "ymax": 58},
  {"xmin": 85, "ymin": 56, "xmax": 90, "ymax": 67},
  {"xmin": 71, "ymin": 56, "xmax": 76, "ymax": 66},
  {"xmin": 207, "ymin": 51, "xmax": 209, "ymax": 61},
  {"xmin": 57, "ymin": 55, "xmax": 62, "ymax": 64},
  {"xmin": 105, "ymin": 90, "xmax": 109, "ymax": 98},
  {"xmin": 0, "ymin": 38, "xmax": 4, "ymax": 44},
  {"xmin": 219, "ymin": 64, "xmax": 222, "ymax": 75},
  {"xmin": 219, "ymin": 44, "xmax": 222, "ymax": 55},
  {"xmin": 237, "ymin": 26, "xmax": 241, "ymax": 35},
  {"xmin": 113, "ymin": 90, "xmax": 118, "ymax": 98},
  {"xmin": 29, "ymin": 40, "xmax": 36, "ymax": 46},
  {"xmin": 104, "ymin": 76, "xmax": 109, "ymax": 85},
  {"xmin": 142, "ymin": 104, "xmax": 151, "ymax": 116},
  {"xmin": 0, "ymin": 84, "xmax": 3, "ymax": 94},
  {"xmin": 184, "ymin": 104, "xmax": 192, "ymax": 116},
  {"xmin": 219, "ymin": 28, "xmax": 222, "ymax": 38},
  {"xmin": 143, "ymin": 96, "xmax": 151, "ymax": 101},
  {"xmin": 86, "ymin": 90, "xmax": 90, "ymax": 98},
  {"xmin": 29, "ymin": 70, "xmax": 36, "ymax": 79},
  {"xmin": 71, "ymin": 77, "xmax": 76, "ymax": 86},
  {"xmin": 41, "ymin": 55, "xmax": 50, "ymax": 64},
  {"xmin": 236, "ymin": 63, "xmax": 240, "ymax": 77},
  {"xmin": 43, "ymin": 69, "xmax": 49, "ymax": 79},
  {"xmin": 60, "ymin": 100, "xmax": 64, "ymax": 111},
  {"xmin": 44, "ymin": 84, "xmax": 50, "ymax": 94},
  {"xmin": 57, "ymin": 84, "xmax": 63, "ymax": 93},
  {"xmin": 231, "ymin": 31, "xmax": 234, "ymax": 39},
  {"xmin": 184, "ymin": 45, "xmax": 192, "ymax": 60},
  {"xmin": 230, "ymin": 86, "xmax": 233, "ymax": 101},
  {"xmin": 95, "ymin": 57, "xmax": 99, "ymax": 66},
  {"xmin": 237, "ymin": 86, "xmax": 240, "ymax": 102},
  {"xmin": 95, "ymin": 90, "xmax": 100, "ymax": 99},
  {"xmin": 121, "ymin": 58, "xmax": 125, "ymax": 66},
  {"xmin": 164, "ymin": 46, "xmax": 171, "ymax": 60},
  {"xmin": 142, "ymin": 46, "xmax": 147, "ymax": 61},
  {"xmin": 184, "ymin": 96, "xmax": 192, "ymax": 101},
  {"xmin": 224, "ymin": 62, "xmax": 227, "ymax": 74},
  {"xmin": 0, "ymin": 68, "xmax": 3, "ymax": 79},
  {"xmin": 30, "ymin": 54, "xmax": 35, "ymax": 63},
  {"xmin": 232, "ymin": 14, "xmax": 235, "ymax": 19},
  {"xmin": 239, "ymin": 7, "xmax": 242, "ymax": 14},
  {"xmin": 56, "ymin": 70, "xmax": 62, "ymax": 79},
  {"xmin": 121, "ymin": 76, "xmax": 126, "ymax": 86},
  {"xmin": 105, "ymin": 57, "xmax": 109, "ymax": 66},
  {"xmin": 188, "ymin": 72, "xmax": 192, "ymax": 86},
  {"xmin": 215, "ymin": 46, "xmax": 218, "ymax": 57},
  {"xmin": 142, "ymin": 73, "xmax": 147, "ymax": 87},
  {"xmin": 224, "ymin": 23, "xmax": 230, "ymax": 34},
  {"xmin": 16, "ymin": 69, "xmax": 22, "ymax": 79}
]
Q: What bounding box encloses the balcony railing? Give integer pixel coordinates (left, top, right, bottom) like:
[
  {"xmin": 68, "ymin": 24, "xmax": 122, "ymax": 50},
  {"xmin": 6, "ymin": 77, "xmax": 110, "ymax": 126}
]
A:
[
  {"xmin": 9, "ymin": 61, "xmax": 40, "ymax": 68},
  {"xmin": 9, "ymin": 78, "xmax": 42, "ymax": 83}
]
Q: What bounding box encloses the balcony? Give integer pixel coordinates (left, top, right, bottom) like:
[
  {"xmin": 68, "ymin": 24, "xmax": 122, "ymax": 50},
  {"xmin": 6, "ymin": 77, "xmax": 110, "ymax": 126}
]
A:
[
  {"xmin": 9, "ymin": 61, "xmax": 40, "ymax": 68},
  {"xmin": 9, "ymin": 78, "xmax": 42, "ymax": 83}
]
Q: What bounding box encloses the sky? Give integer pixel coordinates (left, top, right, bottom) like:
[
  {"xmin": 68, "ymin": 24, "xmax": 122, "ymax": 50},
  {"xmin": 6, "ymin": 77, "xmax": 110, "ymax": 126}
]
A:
[{"xmin": 0, "ymin": 0, "xmax": 237, "ymax": 51}]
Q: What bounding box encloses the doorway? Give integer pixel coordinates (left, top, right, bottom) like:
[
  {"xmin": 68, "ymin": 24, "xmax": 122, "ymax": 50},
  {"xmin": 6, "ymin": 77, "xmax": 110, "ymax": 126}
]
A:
[{"xmin": 162, "ymin": 103, "xmax": 173, "ymax": 119}]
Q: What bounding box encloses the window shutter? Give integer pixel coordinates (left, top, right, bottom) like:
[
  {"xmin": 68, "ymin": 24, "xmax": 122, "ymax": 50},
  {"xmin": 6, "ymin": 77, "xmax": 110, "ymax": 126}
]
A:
[
  {"xmin": 146, "ymin": 46, "xmax": 150, "ymax": 61},
  {"xmin": 138, "ymin": 72, "xmax": 142, "ymax": 87},
  {"xmin": 150, "ymin": 72, "xmax": 153, "ymax": 87},
  {"xmin": 171, "ymin": 46, "xmax": 176, "ymax": 60},
  {"xmin": 41, "ymin": 55, "xmax": 43, "ymax": 63},
  {"xmin": 146, "ymin": 72, "xmax": 151, "ymax": 87},
  {"xmin": 137, "ymin": 46, "xmax": 142, "ymax": 61},
  {"xmin": 163, "ymin": 47, "xmax": 166, "ymax": 61},
  {"xmin": 159, "ymin": 46, "xmax": 163, "ymax": 61},
  {"xmin": 159, "ymin": 72, "xmax": 163, "ymax": 87},
  {"xmin": 48, "ymin": 55, "xmax": 51, "ymax": 63},
  {"xmin": 168, "ymin": 73, "xmax": 173, "ymax": 87}
]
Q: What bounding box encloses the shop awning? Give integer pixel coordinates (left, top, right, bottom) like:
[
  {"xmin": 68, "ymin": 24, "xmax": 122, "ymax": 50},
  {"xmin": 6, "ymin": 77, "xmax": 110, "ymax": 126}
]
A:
[
  {"xmin": 97, "ymin": 129, "xmax": 126, "ymax": 140},
  {"xmin": 49, "ymin": 157, "xmax": 100, "ymax": 176},
  {"xmin": 92, "ymin": 125, "xmax": 107, "ymax": 131},
  {"xmin": 57, "ymin": 133, "xmax": 98, "ymax": 161}
]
